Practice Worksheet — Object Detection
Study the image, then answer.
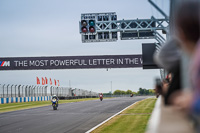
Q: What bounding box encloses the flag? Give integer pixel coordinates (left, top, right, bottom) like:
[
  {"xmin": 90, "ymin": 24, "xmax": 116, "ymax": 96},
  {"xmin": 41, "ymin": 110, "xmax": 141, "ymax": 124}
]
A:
[
  {"xmin": 54, "ymin": 79, "xmax": 57, "ymax": 86},
  {"xmin": 42, "ymin": 77, "xmax": 45, "ymax": 85},
  {"xmin": 57, "ymin": 80, "xmax": 60, "ymax": 86},
  {"xmin": 45, "ymin": 77, "xmax": 48, "ymax": 84},
  {"xmin": 36, "ymin": 77, "xmax": 40, "ymax": 84},
  {"xmin": 50, "ymin": 78, "xmax": 52, "ymax": 85}
]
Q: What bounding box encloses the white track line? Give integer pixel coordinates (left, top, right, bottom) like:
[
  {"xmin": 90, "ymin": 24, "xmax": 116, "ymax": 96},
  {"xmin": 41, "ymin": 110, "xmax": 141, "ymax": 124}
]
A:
[{"xmin": 85, "ymin": 101, "xmax": 139, "ymax": 133}]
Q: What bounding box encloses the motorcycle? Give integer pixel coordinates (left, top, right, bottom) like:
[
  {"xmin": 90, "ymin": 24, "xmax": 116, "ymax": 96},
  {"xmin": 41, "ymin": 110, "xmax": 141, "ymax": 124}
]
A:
[
  {"xmin": 51, "ymin": 98, "xmax": 58, "ymax": 110},
  {"xmin": 99, "ymin": 95, "xmax": 103, "ymax": 101}
]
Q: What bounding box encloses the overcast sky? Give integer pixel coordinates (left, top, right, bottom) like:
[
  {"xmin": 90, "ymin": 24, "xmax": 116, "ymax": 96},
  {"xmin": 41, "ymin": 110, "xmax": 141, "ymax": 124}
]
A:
[{"xmin": 0, "ymin": 0, "xmax": 169, "ymax": 93}]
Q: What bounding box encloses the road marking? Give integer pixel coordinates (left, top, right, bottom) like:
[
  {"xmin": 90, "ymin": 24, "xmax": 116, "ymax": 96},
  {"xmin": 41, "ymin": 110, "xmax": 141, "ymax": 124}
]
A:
[{"xmin": 85, "ymin": 100, "xmax": 139, "ymax": 133}]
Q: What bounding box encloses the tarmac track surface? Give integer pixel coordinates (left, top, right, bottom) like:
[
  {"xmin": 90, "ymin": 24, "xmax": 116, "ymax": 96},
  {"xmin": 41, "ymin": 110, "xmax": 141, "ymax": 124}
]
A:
[{"xmin": 0, "ymin": 96, "xmax": 149, "ymax": 133}]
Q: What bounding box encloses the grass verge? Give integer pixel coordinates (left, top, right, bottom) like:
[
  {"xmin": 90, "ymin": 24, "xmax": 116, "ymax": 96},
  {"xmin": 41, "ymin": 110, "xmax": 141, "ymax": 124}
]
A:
[
  {"xmin": 92, "ymin": 98, "xmax": 157, "ymax": 133},
  {"xmin": 0, "ymin": 98, "xmax": 99, "ymax": 113}
]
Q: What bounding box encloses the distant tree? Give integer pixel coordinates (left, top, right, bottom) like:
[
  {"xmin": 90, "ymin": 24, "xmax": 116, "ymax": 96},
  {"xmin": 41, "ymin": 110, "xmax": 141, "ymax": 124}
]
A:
[
  {"xmin": 132, "ymin": 91, "xmax": 137, "ymax": 95},
  {"xmin": 149, "ymin": 89, "xmax": 155, "ymax": 95},
  {"xmin": 126, "ymin": 90, "xmax": 132, "ymax": 94},
  {"xmin": 138, "ymin": 88, "xmax": 144, "ymax": 95},
  {"xmin": 144, "ymin": 89, "xmax": 149, "ymax": 95},
  {"xmin": 113, "ymin": 90, "xmax": 121, "ymax": 95},
  {"xmin": 121, "ymin": 90, "xmax": 126, "ymax": 95},
  {"xmin": 114, "ymin": 89, "xmax": 148, "ymax": 96},
  {"xmin": 137, "ymin": 88, "xmax": 154, "ymax": 95}
]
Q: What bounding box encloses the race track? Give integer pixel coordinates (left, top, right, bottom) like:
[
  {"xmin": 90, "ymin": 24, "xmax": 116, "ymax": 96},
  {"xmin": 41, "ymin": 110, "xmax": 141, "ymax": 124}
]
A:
[{"xmin": 0, "ymin": 96, "xmax": 149, "ymax": 133}]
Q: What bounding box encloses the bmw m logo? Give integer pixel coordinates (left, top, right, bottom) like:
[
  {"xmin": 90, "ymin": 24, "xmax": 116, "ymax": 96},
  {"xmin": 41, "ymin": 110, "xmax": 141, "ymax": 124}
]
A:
[{"xmin": 0, "ymin": 61, "xmax": 10, "ymax": 67}]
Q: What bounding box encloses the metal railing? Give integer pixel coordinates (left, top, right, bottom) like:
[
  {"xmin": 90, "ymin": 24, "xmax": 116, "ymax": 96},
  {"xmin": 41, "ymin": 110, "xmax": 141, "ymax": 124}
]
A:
[{"xmin": 0, "ymin": 84, "xmax": 99, "ymax": 98}]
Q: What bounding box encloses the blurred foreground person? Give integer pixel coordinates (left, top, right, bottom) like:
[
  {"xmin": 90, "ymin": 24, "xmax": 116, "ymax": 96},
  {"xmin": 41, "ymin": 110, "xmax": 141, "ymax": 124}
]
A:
[
  {"xmin": 154, "ymin": 37, "xmax": 181, "ymax": 104},
  {"xmin": 155, "ymin": 73, "xmax": 171, "ymax": 98},
  {"xmin": 162, "ymin": 73, "xmax": 172, "ymax": 95},
  {"xmin": 170, "ymin": 1, "xmax": 200, "ymax": 132},
  {"xmin": 172, "ymin": 0, "xmax": 200, "ymax": 112}
]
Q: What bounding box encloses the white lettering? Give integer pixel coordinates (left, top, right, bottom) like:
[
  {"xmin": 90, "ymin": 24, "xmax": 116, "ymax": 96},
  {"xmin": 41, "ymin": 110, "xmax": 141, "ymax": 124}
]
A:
[
  {"xmin": 125, "ymin": 58, "xmax": 140, "ymax": 64},
  {"xmin": 29, "ymin": 60, "xmax": 48, "ymax": 66},
  {"xmin": 117, "ymin": 59, "xmax": 123, "ymax": 64},
  {"xmin": 70, "ymin": 60, "xmax": 74, "ymax": 65},
  {"xmin": 14, "ymin": 61, "xmax": 26, "ymax": 67},
  {"xmin": 110, "ymin": 59, "xmax": 115, "ymax": 65},
  {"xmin": 54, "ymin": 60, "xmax": 59, "ymax": 66},
  {"xmin": 140, "ymin": 58, "xmax": 143, "ymax": 64},
  {"xmin": 60, "ymin": 60, "xmax": 65, "ymax": 65},
  {"xmin": 50, "ymin": 60, "xmax": 54, "ymax": 66},
  {"xmin": 135, "ymin": 58, "xmax": 138, "ymax": 64},
  {"xmin": 24, "ymin": 60, "xmax": 28, "ymax": 66}
]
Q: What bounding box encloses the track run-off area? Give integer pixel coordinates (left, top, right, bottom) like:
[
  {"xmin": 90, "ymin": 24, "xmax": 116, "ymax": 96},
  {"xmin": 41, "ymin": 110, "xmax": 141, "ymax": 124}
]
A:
[{"xmin": 0, "ymin": 96, "xmax": 150, "ymax": 133}]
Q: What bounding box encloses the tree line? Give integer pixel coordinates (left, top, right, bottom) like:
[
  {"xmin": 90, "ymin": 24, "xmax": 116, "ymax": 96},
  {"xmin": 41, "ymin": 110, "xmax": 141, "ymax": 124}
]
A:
[{"xmin": 112, "ymin": 88, "xmax": 155, "ymax": 95}]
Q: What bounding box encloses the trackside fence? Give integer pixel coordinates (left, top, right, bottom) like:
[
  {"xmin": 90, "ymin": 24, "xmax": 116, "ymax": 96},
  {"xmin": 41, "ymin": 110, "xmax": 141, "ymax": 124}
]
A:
[{"xmin": 0, "ymin": 84, "xmax": 98, "ymax": 104}]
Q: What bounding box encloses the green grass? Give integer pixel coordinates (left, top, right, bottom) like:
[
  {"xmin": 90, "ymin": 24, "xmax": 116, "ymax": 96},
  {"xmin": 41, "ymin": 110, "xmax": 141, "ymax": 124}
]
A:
[
  {"xmin": 0, "ymin": 98, "xmax": 99, "ymax": 113},
  {"xmin": 92, "ymin": 98, "xmax": 157, "ymax": 133}
]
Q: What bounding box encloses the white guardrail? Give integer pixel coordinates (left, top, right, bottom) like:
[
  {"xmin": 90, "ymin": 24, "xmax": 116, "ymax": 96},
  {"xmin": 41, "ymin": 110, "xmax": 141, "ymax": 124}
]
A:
[{"xmin": 146, "ymin": 96, "xmax": 162, "ymax": 133}]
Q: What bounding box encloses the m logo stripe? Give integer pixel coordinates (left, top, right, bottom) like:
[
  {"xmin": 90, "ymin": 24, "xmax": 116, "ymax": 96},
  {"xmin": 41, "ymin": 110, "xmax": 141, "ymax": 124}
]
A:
[
  {"xmin": 0, "ymin": 61, "xmax": 4, "ymax": 66},
  {"xmin": 0, "ymin": 61, "xmax": 10, "ymax": 67}
]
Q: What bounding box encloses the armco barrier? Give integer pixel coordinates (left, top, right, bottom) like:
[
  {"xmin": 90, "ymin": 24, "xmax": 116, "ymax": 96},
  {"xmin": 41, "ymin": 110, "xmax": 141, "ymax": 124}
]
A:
[{"xmin": 0, "ymin": 96, "xmax": 52, "ymax": 104}]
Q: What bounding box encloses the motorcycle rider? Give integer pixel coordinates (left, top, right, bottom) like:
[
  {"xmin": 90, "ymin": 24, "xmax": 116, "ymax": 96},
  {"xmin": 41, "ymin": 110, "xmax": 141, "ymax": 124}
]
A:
[
  {"xmin": 99, "ymin": 93, "xmax": 103, "ymax": 97},
  {"xmin": 99, "ymin": 93, "xmax": 103, "ymax": 100},
  {"xmin": 52, "ymin": 95, "xmax": 59, "ymax": 107}
]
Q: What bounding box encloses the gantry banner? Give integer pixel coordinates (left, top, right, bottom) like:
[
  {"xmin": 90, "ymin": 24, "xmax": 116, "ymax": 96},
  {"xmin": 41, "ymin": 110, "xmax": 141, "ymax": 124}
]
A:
[{"xmin": 0, "ymin": 55, "xmax": 142, "ymax": 70}]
